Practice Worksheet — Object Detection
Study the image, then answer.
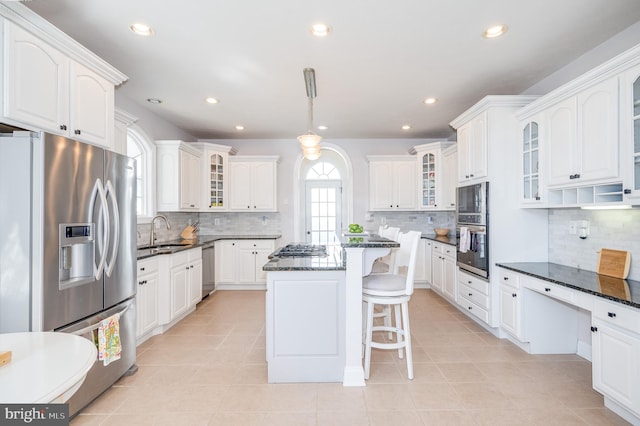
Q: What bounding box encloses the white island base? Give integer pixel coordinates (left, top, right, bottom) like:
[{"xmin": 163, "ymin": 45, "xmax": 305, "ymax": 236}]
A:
[{"xmin": 266, "ymin": 270, "xmax": 346, "ymax": 383}]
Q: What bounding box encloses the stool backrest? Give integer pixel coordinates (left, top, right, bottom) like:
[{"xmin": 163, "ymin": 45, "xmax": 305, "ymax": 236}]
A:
[
  {"xmin": 394, "ymin": 230, "xmax": 422, "ymax": 295},
  {"xmin": 380, "ymin": 226, "xmax": 400, "ymax": 241}
]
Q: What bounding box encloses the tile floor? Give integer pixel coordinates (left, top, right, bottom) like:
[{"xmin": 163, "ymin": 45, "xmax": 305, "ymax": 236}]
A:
[{"xmin": 71, "ymin": 289, "xmax": 629, "ymax": 425}]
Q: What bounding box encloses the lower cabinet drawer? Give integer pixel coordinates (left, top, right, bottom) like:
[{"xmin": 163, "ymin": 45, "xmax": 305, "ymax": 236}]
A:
[
  {"xmin": 457, "ymin": 295, "xmax": 489, "ymax": 324},
  {"xmin": 458, "ymin": 271, "xmax": 490, "ymax": 295},
  {"xmin": 524, "ymin": 278, "xmax": 576, "ymax": 304},
  {"xmin": 592, "ymin": 298, "xmax": 640, "ymax": 331},
  {"xmin": 458, "ymin": 281, "xmax": 490, "ymax": 309}
]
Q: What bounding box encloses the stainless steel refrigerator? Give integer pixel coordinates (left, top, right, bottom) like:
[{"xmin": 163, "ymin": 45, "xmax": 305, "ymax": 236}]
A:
[{"xmin": 0, "ymin": 131, "xmax": 137, "ymax": 416}]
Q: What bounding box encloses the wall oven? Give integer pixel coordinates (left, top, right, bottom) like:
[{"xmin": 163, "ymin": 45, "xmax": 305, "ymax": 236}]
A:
[{"xmin": 456, "ymin": 182, "xmax": 489, "ymax": 278}]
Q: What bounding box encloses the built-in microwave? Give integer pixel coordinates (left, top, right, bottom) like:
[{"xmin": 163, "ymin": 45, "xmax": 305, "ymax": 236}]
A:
[{"xmin": 456, "ymin": 182, "xmax": 488, "ymax": 226}]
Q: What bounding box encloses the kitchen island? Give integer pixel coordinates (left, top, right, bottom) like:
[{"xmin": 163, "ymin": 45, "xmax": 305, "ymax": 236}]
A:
[{"xmin": 263, "ymin": 235, "xmax": 398, "ymax": 385}]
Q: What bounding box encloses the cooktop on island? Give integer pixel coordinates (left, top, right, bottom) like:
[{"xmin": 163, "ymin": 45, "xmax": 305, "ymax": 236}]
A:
[{"xmin": 269, "ymin": 244, "xmax": 327, "ymax": 258}]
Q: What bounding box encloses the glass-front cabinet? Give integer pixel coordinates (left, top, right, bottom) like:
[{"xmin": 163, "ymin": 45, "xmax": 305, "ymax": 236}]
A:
[
  {"xmin": 522, "ymin": 121, "xmax": 541, "ymax": 203},
  {"xmin": 192, "ymin": 142, "xmax": 236, "ymax": 211},
  {"xmin": 411, "ymin": 141, "xmax": 455, "ymax": 211},
  {"xmin": 622, "ymin": 63, "xmax": 640, "ymax": 201},
  {"xmin": 421, "ymin": 152, "xmax": 437, "ymax": 208},
  {"xmin": 208, "ymin": 153, "xmax": 225, "ymax": 208}
]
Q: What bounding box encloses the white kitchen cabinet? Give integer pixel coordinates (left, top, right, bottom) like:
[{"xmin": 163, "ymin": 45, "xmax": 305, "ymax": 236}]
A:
[
  {"xmin": 155, "ymin": 140, "xmax": 201, "ymax": 211},
  {"xmin": 520, "ymin": 118, "xmax": 544, "ymax": 205},
  {"xmin": 456, "ymin": 113, "xmax": 488, "ymax": 184},
  {"xmin": 457, "ymin": 269, "xmax": 490, "ymax": 325},
  {"xmin": 430, "ymin": 242, "xmax": 456, "ymax": 302},
  {"xmin": 3, "ymin": 21, "xmax": 115, "ymax": 148},
  {"xmin": 498, "ymin": 269, "xmax": 522, "ymax": 339},
  {"xmin": 591, "ymin": 299, "xmax": 640, "ymax": 420},
  {"xmin": 411, "ymin": 142, "xmax": 455, "ymax": 210},
  {"xmin": 192, "ymin": 143, "xmax": 236, "ymax": 211},
  {"xmin": 546, "ymin": 77, "xmax": 619, "ymax": 187},
  {"xmin": 215, "ymin": 239, "xmax": 275, "ymax": 289},
  {"xmin": 368, "ymin": 156, "xmax": 417, "ymax": 211},
  {"xmin": 414, "ymin": 239, "xmax": 432, "ymax": 287},
  {"xmin": 136, "ymin": 257, "xmax": 159, "ymax": 341},
  {"xmin": 163, "ymin": 248, "xmax": 202, "ymax": 323},
  {"xmin": 441, "ymin": 145, "xmax": 457, "ymax": 210},
  {"xmin": 229, "ymin": 157, "xmax": 278, "ymax": 212},
  {"xmin": 621, "ymin": 63, "xmax": 640, "ymax": 201}
]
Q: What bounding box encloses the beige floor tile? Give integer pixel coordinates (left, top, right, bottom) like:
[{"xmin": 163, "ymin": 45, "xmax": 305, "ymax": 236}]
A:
[
  {"xmin": 71, "ymin": 289, "xmax": 632, "ymax": 426},
  {"xmin": 419, "ymin": 409, "xmax": 479, "ymax": 425},
  {"xmin": 316, "ymin": 410, "xmax": 370, "ymax": 426},
  {"xmin": 368, "ymin": 409, "xmax": 424, "ymax": 425}
]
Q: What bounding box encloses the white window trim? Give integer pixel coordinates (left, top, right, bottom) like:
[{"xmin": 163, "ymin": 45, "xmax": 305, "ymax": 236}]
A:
[{"xmin": 127, "ymin": 125, "xmax": 156, "ymax": 224}]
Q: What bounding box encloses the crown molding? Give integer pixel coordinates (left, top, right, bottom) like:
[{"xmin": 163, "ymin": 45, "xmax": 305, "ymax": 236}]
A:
[
  {"xmin": 114, "ymin": 108, "xmax": 138, "ymax": 126},
  {"xmin": 516, "ymin": 43, "xmax": 640, "ymax": 120},
  {"xmin": 449, "ymin": 95, "xmax": 539, "ymax": 129},
  {"xmin": 0, "ymin": 2, "xmax": 128, "ymax": 85}
]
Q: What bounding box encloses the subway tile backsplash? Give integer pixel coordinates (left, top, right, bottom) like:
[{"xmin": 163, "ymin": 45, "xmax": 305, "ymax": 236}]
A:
[{"xmin": 548, "ymin": 208, "xmax": 640, "ymax": 281}]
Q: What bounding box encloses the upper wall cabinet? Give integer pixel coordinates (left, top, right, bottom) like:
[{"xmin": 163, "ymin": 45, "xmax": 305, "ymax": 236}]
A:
[
  {"xmin": 2, "ymin": 19, "xmax": 122, "ymax": 149},
  {"xmin": 192, "ymin": 142, "xmax": 237, "ymax": 211},
  {"xmin": 410, "ymin": 142, "xmax": 455, "ymax": 210},
  {"xmin": 621, "ymin": 63, "xmax": 640, "ymax": 201},
  {"xmin": 229, "ymin": 156, "xmax": 278, "ymax": 212},
  {"xmin": 156, "ymin": 141, "xmax": 202, "ymax": 212},
  {"xmin": 520, "ymin": 118, "xmax": 543, "ymax": 205},
  {"xmin": 368, "ymin": 156, "xmax": 417, "ymax": 211},
  {"xmin": 456, "ymin": 113, "xmax": 487, "ymax": 184},
  {"xmin": 546, "ymin": 77, "xmax": 619, "ymax": 188}
]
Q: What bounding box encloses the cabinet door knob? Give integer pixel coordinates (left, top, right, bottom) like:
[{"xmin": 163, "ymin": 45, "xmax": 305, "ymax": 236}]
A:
[
  {"xmin": 590, "ymin": 326, "xmax": 598, "ymax": 332},
  {"xmin": 141, "ymin": 267, "xmax": 146, "ymax": 271},
  {"xmin": 544, "ymin": 287, "xmax": 551, "ymax": 292},
  {"xmin": 468, "ymin": 306, "xmax": 472, "ymax": 310},
  {"xmin": 74, "ymin": 129, "xmax": 81, "ymax": 135},
  {"xmin": 512, "ymin": 293, "xmax": 517, "ymax": 298},
  {"xmin": 503, "ymin": 277, "xmax": 509, "ymax": 280},
  {"xmin": 469, "ymin": 174, "xmax": 474, "ymax": 178},
  {"xmin": 468, "ymin": 293, "xmax": 473, "ymax": 297},
  {"xmin": 59, "ymin": 124, "xmax": 67, "ymax": 131},
  {"xmin": 607, "ymin": 312, "xmax": 616, "ymax": 318}
]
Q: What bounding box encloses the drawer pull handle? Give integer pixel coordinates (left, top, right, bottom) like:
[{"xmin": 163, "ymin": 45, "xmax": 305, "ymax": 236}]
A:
[
  {"xmin": 544, "ymin": 288, "xmax": 551, "ymax": 292},
  {"xmin": 468, "ymin": 293, "xmax": 473, "ymax": 297},
  {"xmin": 503, "ymin": 277, "xmax": 509, "ymax": 281},
  {"xmin": 467, "ymin": 281, "xmax": 472, "ymax": 284},
  {"xmin": 607, "ymin": 312, "xmax": 616, "ymax": 318},
  {"xmin": 141, "ymin": 267, "xmax": 145, "ymax": 271},
  {"xmin": 512, "ymin": 293, "xmax": 517, "ymax": 298},
  {"xmin": 468, "ymin": 306, "xmax": 472, "ymax": 310},
  {"xmin": 591, "ymin": 326, "xmax": 598, "ymax": 332}
]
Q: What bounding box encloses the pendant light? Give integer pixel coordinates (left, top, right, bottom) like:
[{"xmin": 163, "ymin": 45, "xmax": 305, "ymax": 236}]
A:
[{"xmin": 297, "ymin": 68, "xmax": 322, "ymax": 160}]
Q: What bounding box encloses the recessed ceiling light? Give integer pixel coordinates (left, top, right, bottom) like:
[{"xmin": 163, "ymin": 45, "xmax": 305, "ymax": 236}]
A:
[
  {"xmin": 146, "ymin": 98, "xmax": 162, "ymax": 104},
  {"xmin": 483, "ymin": 24, "xmax": 507, "ymax": 39},
  {"xmin": 423, "ymin": 97, "xmax": 437, "ymax": 105},
  {"xmin": 205, "ymin": 97, "xmax": 219, "ymax": 104},
  {"xmin": 235, "ymin": 125, "xmax": 245, "ymax": 131},
  {"xmin": 402, "ymin": 125, "xmax": 412, "ymax": 130},
  {"xmin": 310, "ymin": 23, "xmax": 331, "ymax": 37},
  {"xmin": 317, "ymin": 125, "xmax": 328, "ymax": 131},
  {"xmin": 130, "ymin": 23, "xmax": 154, "ymax": 36}
]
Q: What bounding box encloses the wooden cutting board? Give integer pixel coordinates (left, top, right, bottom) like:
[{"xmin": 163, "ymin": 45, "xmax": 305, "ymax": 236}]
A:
[{"xmin": 597, "ymin": 248, "xmax": 631, "ymax": 279}]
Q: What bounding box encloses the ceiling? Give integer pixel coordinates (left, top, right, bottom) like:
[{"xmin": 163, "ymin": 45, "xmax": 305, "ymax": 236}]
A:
[{"xmin": 24, "ymin": 0, "xmax": 640, "ymax": 140}]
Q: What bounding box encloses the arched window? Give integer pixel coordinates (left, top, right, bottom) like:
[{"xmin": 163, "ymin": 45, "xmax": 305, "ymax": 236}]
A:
[
  {"xmin": 306, "ymin": 161, "xmax": 341, "ymax": 180},
  {"xmin": 126, "ymin": 127, "xmax": 154, "ymax": 219}
]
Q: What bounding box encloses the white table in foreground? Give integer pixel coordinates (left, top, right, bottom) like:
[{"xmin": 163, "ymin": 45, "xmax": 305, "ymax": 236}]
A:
[
  {"xmin": 0, "ymin": 332, "xmax": 97, "ymax": 403},
  {"xmin": 341, "ymin": 235, "xmax": 399, "ymax": 387}
]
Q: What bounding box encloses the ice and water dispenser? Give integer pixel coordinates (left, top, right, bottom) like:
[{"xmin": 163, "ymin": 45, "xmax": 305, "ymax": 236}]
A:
[{"xmin": 59, "ymin": 223, "xmax": 95, "ymax": 289}]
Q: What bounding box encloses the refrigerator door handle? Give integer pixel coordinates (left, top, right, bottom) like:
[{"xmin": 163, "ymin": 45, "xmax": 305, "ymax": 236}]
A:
[
  {"xmin": 104, "ymin": 180, "xmax": 120, "ymax": 277},
  {"xmin": 88, "ymin": 178, "xmax": 109, "ymax": 280},
  {"xmin": 68, "ymin": 304, "xmax": 131, "ymax": 336}
]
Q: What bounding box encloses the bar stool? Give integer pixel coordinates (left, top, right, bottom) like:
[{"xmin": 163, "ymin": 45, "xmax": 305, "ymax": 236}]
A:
[{"xmin": 362, "ymin": 230, "xmax": 421, "ymax": 380}]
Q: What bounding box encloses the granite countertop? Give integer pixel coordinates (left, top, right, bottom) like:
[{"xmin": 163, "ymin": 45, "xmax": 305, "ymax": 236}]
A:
[
  {"xmin": 422, "ymin": 234, "xmax": 457, "ymax": 246},
  {"xmin": 497, "ymin": 262, "xmax": 640, "ymax": 309},
  {"xmin": 263, "ymin": 244, "xmax": 346, "ymax": 271},
  {"xmin": 338, "ymin": 233, "xmax": 400, "ymax": 248},
  {"xmin": 137, "ymin": 234, "xmax": 281, "ymax": 259}
]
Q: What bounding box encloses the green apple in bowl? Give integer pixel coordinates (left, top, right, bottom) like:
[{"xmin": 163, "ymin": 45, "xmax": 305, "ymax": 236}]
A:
[{"xmin": 348, "ymin": 223, "xmax": 364, "ymax": 234}]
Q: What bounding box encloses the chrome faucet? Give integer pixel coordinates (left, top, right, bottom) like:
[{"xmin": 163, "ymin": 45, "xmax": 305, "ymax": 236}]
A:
[{"xmin": 150, "ymin": 215, "xmax": 171, "ymax": 246}]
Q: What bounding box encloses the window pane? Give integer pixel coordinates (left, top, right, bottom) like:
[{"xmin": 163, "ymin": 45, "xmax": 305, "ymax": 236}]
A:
[{"xmin": 634, "ymin": 77, "xmax": 640, "ymax": 116}]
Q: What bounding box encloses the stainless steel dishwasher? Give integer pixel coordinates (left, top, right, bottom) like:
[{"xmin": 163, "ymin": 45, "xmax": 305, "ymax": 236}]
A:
[{"xmin": 202, "ymin": 244, "xmax": 215, "ymax": 299}]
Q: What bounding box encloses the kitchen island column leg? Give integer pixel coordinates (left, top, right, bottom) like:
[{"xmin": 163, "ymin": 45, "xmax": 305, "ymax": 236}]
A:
[{"xmin": 343, "ymin": 246, "xmax": 366, "ymax": 386}]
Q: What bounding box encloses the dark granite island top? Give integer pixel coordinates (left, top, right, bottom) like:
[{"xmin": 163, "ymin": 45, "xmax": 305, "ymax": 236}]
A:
[
  {"xmin": 263, "ymin": 245, "xmax": 345, "ymax": 271},
  {"xmin": 497, "ymin": 262, "xmax": 640, "ymax": 309}
]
